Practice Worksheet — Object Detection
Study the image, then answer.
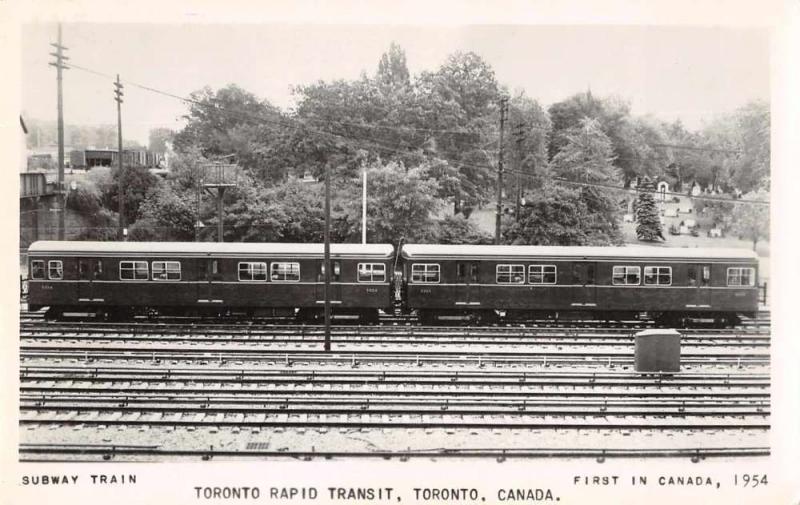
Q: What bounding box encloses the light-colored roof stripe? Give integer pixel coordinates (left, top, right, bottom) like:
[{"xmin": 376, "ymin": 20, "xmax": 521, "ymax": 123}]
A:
[
  {"xmin": 401, "ymin": 244, "xmax": 758, "ymax": 260},
  {"xmin": 29, "ymin": 241, "xmax": 394, "ymax": 258}
]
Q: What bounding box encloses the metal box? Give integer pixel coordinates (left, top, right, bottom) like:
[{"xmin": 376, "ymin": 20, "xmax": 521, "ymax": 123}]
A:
[{"xmin": 634, "ymin": 329, "xmax": 681, "ymax": 373}]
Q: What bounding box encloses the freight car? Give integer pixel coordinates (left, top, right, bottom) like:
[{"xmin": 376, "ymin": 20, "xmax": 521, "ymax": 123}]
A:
[
  {"xmin": 27, "ymin": 241, "xmax": 395, "ymax": 322},
  {"xmin": 400, "ymin": 244, "xmax": 759, "ymax": 327}
]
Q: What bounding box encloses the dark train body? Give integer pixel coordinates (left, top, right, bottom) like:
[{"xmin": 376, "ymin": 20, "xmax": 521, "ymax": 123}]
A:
[
  {"xmin": 27, "ymin": 241, "xmax": 394, "ymax": 322},
  {"xmin": 401, "ymin": 244, "xmax": 759, "ymax": 326},
  {"xmin": 27, "ymin": 241, "xmax": 759, "ymax": 326}
]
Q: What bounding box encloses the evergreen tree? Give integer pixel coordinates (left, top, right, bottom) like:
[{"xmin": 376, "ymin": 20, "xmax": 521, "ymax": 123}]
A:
[{"xmin": 635, "ymin": 177, "xmax": 665, "ymax": 242}]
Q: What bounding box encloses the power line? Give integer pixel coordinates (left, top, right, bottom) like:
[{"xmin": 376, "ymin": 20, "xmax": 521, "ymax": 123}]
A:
[{"xmin": 505, "ymin": 168, "xmax": 769, "ymax": 206}]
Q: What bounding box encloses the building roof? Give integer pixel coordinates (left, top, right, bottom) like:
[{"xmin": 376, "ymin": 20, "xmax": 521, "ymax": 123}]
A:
[
  {"xmin": 29, "ymin": 241, "xmax": 394, "ymax": 259},
  {"xmin": 401, "ymin": 244, "xmax": 758, "ymax": 261}
]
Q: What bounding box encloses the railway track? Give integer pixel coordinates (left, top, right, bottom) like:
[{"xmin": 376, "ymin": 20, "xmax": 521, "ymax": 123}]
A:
[
  {"xmin": 21, "ymin": 367, "xmax": 771, "ymax": 421},
  {"xmin": 20, "ymin": 365, "xmax": 770, "ymax": 461},
  {"xmin": 19, "ymin": 308, "xmax": 772, "ymax": 330},
  {"xmin": 19, "ymin": 347, "xmax": 769, "ymax": 369},
  {"xmin": 19, "ymin": 310, "xmax": 771, "ymax": 462},
  {"xmin": 20, "ymin": 321, "xmax": 770, "ymax": 345},
  {"xmin": 19, "ymin": 444, "xmax": 770, "ymax": 462}
]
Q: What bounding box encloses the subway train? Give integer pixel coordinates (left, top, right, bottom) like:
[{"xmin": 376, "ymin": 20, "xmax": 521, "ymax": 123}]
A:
[{"xmin": 26, "ymin": 240, "xmax": 760, "ymax": 326}]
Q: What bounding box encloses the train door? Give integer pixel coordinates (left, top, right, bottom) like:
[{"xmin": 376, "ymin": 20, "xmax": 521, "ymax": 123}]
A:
[
  {"xmin": 687, "ymin": 264, "xmax": 712, "ymax": 309},
  {"xmin": 572, "ymin": 262, "xmax": 597, "ymax": 308},
  {"xmin": 316, "ymin": 260, "xmax": 342, "ymax": 303},
  {"xmin": 77, "ymin": 258, "xmax": 103, "ymax": 302},
  {"xmin": 455, "ymin": 262, "xmax": 480, "ymax": 306},
  {"xmin": 199, "ymin": 258, "xmax": 224, "ymax": 304}
]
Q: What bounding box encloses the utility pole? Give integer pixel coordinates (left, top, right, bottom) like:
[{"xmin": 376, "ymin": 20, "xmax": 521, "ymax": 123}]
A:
[
  {"xmin": 49, "ymin": 24, "xmax": 68, "ymax": 240},
  {"xmin": 495, "ymin": 97, "xmax": 508, "ymax": 244},
  {"xmin": 361, "ymin": 166, "xmax": 367, "ymax": 244},
  {"xmin": 513, "ymin": 122, "xmax": 526, "ymax": 219},
  {"xmin": 114, "ymin": 75, "xmax": 125, "ymax": 240},
  {"xmin": 323, "ymin": 163, "xmax": 332, "ymax": 352},
  {"xmin": 195, "ymin": 174, "xmax": 203, "ymax": 241}
]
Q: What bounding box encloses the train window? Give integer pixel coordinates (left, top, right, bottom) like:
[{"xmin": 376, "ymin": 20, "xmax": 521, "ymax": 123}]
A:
[
  {"xmin": 358, "ymin": 263, "xmax": 386, "ymax": 282},
  {"xmin": 30, "ymin": 260, "xmax": 45, "ymax": 279},
  {"xmin": 152, "ymin": 261, "xmax": 181, "ymax": 281},
  {"xmin": 612, "ymin": 266, "xmax": 641, "ymax": 285},
  {"xmin": 689, "ymin": 266, "xmax": 712, "ymax": 286},
  {"xmin": 411, "ymin": 264, "xmax": 440, "ymax": 283},
  {"xmin": 48, "ymin": 260, "xmax": 63, "ymax": 280},
  {"xmin": 320, "ymin": 261, "xmax": 341, "ymax": 280},
  {"xmin": 470, "ymin": 263, "xmax": 479, "ymax": 283},
  {"xmin": 644, "ymin": 266, "xmax": 672, "ymax": 285},
  {"xmin": 211, "ymin": 260, "xmax": 219, "ymax": 275},
  {"xmin": 94, "ymin": 260, "xmax": 103, "ymax": 277},
  {"xmin": 702, "ymin": 266, "xmax": 711, "ymax": 286},
  {"xmin": 457, "ymin": 263, "xmax": 466, "ymax": 279},
  {"xmin": 528, "ymin": 265, "xmax": 557, "ymax": 285},
  {"xmin": 688, "ymin": 266, "xmax": 698, "ymax": 286},
  {"xmin": 496, "ymin": 264, "xmax": 525, "ymax": 284},
  {"xmin": 238, "ymin": 262, "xmax": 267, "ymax": 281},
  {"xmin": 271, "ymin": 262, "xmax": 300, "ymax": 282},
  {"xmin": 120, "ymin": 261, "xmax": 148, "ymax": 280},
  {"xmin": 727, "ymin": 267, "xmax": 755, "ymax": 287}
]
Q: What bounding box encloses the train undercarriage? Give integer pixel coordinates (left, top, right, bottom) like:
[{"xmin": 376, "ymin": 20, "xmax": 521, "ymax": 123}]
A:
[{"xmin": 36, "ymin": 303, "xmax": 750, "ymax": 329}]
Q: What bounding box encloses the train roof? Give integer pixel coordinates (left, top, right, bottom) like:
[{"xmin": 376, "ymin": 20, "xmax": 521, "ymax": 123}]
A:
[
  {"xmin": 401, "ymin": 244, "xmax": 758, "ymax": 262},
  {"xmin": 28, "ymin": 241, "xmax": 394, "ymax": 259}
]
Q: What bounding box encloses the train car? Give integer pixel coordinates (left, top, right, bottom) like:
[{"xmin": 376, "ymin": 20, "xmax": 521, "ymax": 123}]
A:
[
  {"xmin": 27, "ymin": 241, "xmax": 395, "ymax": 321},
  {"xmin": 400, "ymin": 244, "xmax": 759, "ymax": 326}
]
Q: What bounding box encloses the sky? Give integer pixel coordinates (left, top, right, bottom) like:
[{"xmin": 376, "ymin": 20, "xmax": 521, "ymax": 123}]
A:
[{"xmin": 20, "ymin": 23, "xmax": 770, "ymax": 146}]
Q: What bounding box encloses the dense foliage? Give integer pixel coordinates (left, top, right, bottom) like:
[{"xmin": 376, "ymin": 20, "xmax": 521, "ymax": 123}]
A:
[{"xmin": 56, "ymin": 43, "xmax": 769, "ymax": 247}]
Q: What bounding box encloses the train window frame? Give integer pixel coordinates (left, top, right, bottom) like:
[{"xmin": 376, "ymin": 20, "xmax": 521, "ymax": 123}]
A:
[
  {"xmin": 357, "ymin": 263, "xmax": 386, "ymax": 283},
  {"xmin": 47, "ymin": 260, "xmax": 63, "ymax": 280},
  {"xmin": 238, "ymin": 262, "xmax": 268, "ymax": 282},
  {"xmin": 726, "ymin": 267, "xmax": 755, "ymax": 287},
  {"xmin": 30, "ymin": 260, "xmax": 46, "ymax": 280},
  {"xmin": 410, "ymin": 263, "xmax": 440, "ymax": 284},
  {"xmin": 612, "ymin": 266, "xmax": 641, "ymax": 286},
  {"xmin": 152, "ymin": 261, "xmax": 181, "ymax": 281},
  {"xmin": 270, "ymin": 262, "xmax": 301, "ymax": 282},
  {"xmin": 528, "ymin": 265, "xmax": 557, "ymax": 285},
  {"xmin": 119, "ymin": 261, "xmax": 149, "ymax": 281},
  {"xmin": 644, "ymin": 266, "xmax": 672, "ymax": 286},
  {"xmin": 496, "ymin": 264, "xmax": 525, "ymax": 284}
]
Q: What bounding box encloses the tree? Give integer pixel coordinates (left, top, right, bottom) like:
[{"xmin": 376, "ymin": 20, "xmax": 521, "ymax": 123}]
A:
[
  {"xmin": 337, "ymin": 162, "xmax": 441, "ymax": 245},
  {"xmin": 548, "ymin": 118, "xmax": 623, "ymax": 245},
  {"xmin": 65, "ymin": 178, "xmax": 117, "ymax": 240},
  {"xmin": 265, "ymin": 177, "xmax": 325, "ymax": 242},
  {"xmin": 377, "ymin": 42, "xmax": 410, "ymax": 88},
  {"xmin": 101, "ymin": 165, "xmax": 161, "ymax": 225},
  {"xmin": 129, "ymin": 185, "xmax": 196, "ymax": 241},
  {"xmin": 433, "ymin": 215, "xmax": 493, "ymax": 244},
  {"xmin": 503, "ymin": 184, "xmax": 618, "ymax": 246},
  {"xmin": 148, "ymin": 128, "xmax": 174, "ymax": 154},
  {"xmin": 634, "ymin": 177, "xmax": 665, "ymax": 242},
  {"xmin": 504, "ymin": 92, "xmax": 552, "ymax": 207},
  {"xmin": 172, "ymin": 84, "xmax": 285, "ymax": 177},
  {"xmin": 416, "ymin": 51, "xmax": 500, "ymax": 214},
  {"xmin": 551, "ymin": 118, "xmax": 619, "ymax": 184},
  {"xmin": 729, "ymin": 189, "xmax": 769, "ymax": 251}
]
